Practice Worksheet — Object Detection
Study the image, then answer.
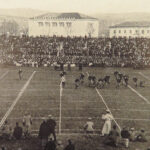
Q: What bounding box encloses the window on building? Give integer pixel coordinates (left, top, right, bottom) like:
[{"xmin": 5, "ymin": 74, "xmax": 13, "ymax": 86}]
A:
[
  {"xmin": 114, "ymin": 30, "xmax": 116, "ymax": 34},
  {"xmin": 38, "ymin": 22, "xmax": 43, "ymax": 27},
  {"xmin": 45, "ymin": 22, "xmax": 50, "ymax": 27},
  {"xmin": 130, "ymin": 30, "xmax": 132, "ymax": 33},
  {"xmin": 147, "ymin": 30, "xmax": 149, "ymax": 33},
  {"xmin": 59, "ymin": 22, "xmax": 64, "ymax": 27},
  {"xmin": 119, "ymin": 30, "xmax": 121, "ymax": 33},
  {"xmin": 52, "ymin": 22, "xmax": 57, "ymax": 27},
  {"xmin": 66, "ymin": 22, "xmax": 72, "ymax": 27},
  {"xmin": 124, "ymin": 30, "xmax": 126, "ymax": 33},
  {"xmin": 142, "ymin": 30, "xmax": 145, "ymax": 34},
  {"xmin": 135, "ymin": 30, "xmax": 139, "ymax": 34}
]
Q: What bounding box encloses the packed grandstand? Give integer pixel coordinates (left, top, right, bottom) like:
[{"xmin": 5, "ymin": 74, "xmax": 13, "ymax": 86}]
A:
[{"xmin": 0, "ymin": 35, "xmax": 150, "ymax": 68}]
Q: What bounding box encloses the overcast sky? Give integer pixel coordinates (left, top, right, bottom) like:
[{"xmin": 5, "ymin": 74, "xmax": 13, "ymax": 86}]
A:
[{"xmin": 0, "ymin": 0, "xmax": 150, "ymax": 14}]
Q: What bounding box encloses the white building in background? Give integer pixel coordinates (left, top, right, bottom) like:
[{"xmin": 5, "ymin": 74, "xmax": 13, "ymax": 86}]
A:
[
  {"xmin": 28, "ymin": 12, "xmax": 99, "ymax": 37},
  {"xmin": 109, "ymin": 22, "xmax": 150, "ymax": 38}
]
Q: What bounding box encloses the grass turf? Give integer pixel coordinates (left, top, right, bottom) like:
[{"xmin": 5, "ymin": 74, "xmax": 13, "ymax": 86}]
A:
[{"xmin": 0, "ymin": 66, "xmax": 149, "ymax": 149}]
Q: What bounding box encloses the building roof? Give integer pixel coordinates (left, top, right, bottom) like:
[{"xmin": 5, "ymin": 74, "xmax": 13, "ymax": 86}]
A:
[
  {"xmin": 30, "ymin": 12, "xmax": 97, "ymax": 20},
  {"xmin": 110, "ymin": 21, "xmax": 150, "ymax": 28}
]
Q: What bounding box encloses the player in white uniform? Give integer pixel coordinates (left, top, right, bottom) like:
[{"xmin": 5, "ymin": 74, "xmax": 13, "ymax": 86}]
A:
[
  {"xmin": 61, "ymin": 75, "xmax": 66, "ymax": 88},
  {"xmin": 101, "ymin": 109, "xmax": 113, "ymax": 136},
  {"xmin": 22, "ymin": 113, "xmax": 32, "ymax": 136}
]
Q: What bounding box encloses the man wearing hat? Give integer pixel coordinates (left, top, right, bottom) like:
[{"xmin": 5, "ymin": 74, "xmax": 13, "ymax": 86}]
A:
[
  {"xmin": 46, "ymin": 115, "xmax": 57, "ymax": 141},
  {"xmin": 121, "ymin": 127, "xmax": 130, "ymax": 148},
  {"xmin": 22, "ymin": 112, "xmax": 32, "ymax": 136},
  {"xmin": 129, "ymin": 128, "xmax": 136, "ymax": 142},
  {"xmin": 83, "ymin": 117, "xmax": 94, "ymax": 134},
  {"xmin": 101, "ymin": 109, "xmax": 113, "ymax": 136}
]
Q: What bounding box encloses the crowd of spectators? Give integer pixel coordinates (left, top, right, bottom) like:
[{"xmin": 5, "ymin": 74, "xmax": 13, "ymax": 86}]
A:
[{"xmin": 0, "ymin": 35, "xmax": 150, "ymax": 68}]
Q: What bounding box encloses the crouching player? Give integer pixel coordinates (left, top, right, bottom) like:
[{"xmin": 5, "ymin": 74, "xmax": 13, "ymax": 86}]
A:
[
  {"xmin": 139, "ymin": 81, "xmax": 145, "ymax": 87},
  {"xmin": 132, "ymin": 77, "xmax": 138, "ymax": 87}
]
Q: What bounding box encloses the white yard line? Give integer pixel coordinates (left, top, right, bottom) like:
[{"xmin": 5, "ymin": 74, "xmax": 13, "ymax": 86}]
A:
[
  {"xmin": 139, "ymin": 72, "xmax": 150, "ymax": 80},
  {"xmin": 0, "ymin": 71, "xmax": 36, "ymax": 128},
  {"xmin": 95, "ymin": 88, "xmax": 121, "ymax": 131},
  {"xmin": 7, "ymin": 117, "xmax": 150, "ymax": 122},
  {"xmin": 1, "ymin": 107, "xmax": 150, "ymax": 112},
  {"xmin": 86, "ymin": 71, "xmax": 121, "ymax": 131},
  {"xmin": 0, "ymin": 71, "xmax": 9, "ymax": 80},
  {"xmin": 17, "ymin": 99, "xmax": 150, "ymax": 105},
  {"xmin": 128, "ymin": 85, "xmax": 150, "ymax": 104}
]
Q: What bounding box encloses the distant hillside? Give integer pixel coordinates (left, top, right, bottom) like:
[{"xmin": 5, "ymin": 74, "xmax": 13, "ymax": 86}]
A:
[{"xmin": 0, "ymin": 8, "xmax": 47, "ymax": 18}]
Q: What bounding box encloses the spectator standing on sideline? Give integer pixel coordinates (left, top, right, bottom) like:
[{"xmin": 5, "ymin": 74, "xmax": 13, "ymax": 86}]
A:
[
  {"xmin": 22, "ymin": 112, "xmax": 32, "ymax": 136},
  {"xmin": 101, "ymin": 109, "xmax": 113, "ymax": 136},
  {"xmin": 103, "ymin": 125, "xmax": 120, "ymax": 147},
  {"xmin": 121, "ymin": 127, "xmax": 130, "ymax": 148},
  {"xmin": 13, "ymin": 122, "xmax": 22, "ymax": 140},
  {"xmin": 39, "ymin": 117, "xmax": 50, "ymax": 150},
  {"xmin": 46, "ymin": 115, "xmax": 57, "ymax": 141}
]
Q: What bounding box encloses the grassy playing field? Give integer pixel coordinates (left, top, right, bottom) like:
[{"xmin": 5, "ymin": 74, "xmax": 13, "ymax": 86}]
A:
[{"xmin": 0, "ymin": 66, "xmax": 150, "ymax": 150}]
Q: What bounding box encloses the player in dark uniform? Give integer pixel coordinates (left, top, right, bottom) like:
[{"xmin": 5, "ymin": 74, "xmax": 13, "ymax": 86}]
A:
[
  {"xmin": 139, "ymin": 81, "xmax": 145, "ymax": 87},
  {"xmin": 115, "ymin": 73, "xmax": 123, "ymax": 88},
  {"xmin": 97, "ymin": 78, "xmax": 104, "ymax": 89},
  {"xmin": 104, "ymin": 76, "xmax": 110, "ymax": 85},
  {"xmin": 60, "ymin": 71, "xmax": 66, "ymax": 77},
  {"xmin": 123, "ymin": 75, "xmax": 129, "ymax": 87},
  {"xmin": 79, "ymin": 73, "xmax": 85, "ymax": 85},
  {"xmin": 114, "ymin": 71, "xmax": 119, "ymax": 77},
  {"xmin": 75, "ymin": 78, "xmax": 80, "ymax": 89},
  {"xmin": 18, "ymin": 69, "xmax": 22, "ymax": 80},
  {"xmin": 133, "ymin": 77, "xmax": 138, "ymax": 87},
  {"xmin": 88, "ymin": 75, "xmax": 92, "ymax": 87}
]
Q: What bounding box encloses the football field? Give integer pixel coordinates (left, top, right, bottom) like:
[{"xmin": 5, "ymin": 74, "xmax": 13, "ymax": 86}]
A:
[{"xmin": 0, "ymin": 66, "xmax": 150, "ymax": 149}]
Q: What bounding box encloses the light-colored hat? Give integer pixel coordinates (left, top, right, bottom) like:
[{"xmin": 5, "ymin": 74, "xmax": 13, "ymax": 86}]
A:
[
  {"xmin": 42, "ymin": 117, "xmax": 47, "ymax": 121},
  {"xmin": 106, "ymin": 109, "xmax": 110, "ymax": 113},
  {"xmin": 88, "ymin": 117, "xmax": 92, "ymax": 120},
  {"xmin": 57, "ymin": 140, "xmax": 62, "ymax": 145},
  {"xmin": 130, "ymin": 128, "xmax": 135, "ymax": 131},
  {"xmin": 48, "ymin": 114, "xmax": 52, "ymax": 118}
]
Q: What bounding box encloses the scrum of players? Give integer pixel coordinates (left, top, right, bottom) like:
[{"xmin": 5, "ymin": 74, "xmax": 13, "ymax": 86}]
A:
[{"xmin": 59, "ymin": 70, "xmax": 145, "ymax": 89}]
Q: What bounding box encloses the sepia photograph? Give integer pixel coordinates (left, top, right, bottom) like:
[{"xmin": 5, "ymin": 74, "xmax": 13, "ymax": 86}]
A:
[{"xmin": 0, "ymin": 0, "xmax": 150, "ymax": 149}]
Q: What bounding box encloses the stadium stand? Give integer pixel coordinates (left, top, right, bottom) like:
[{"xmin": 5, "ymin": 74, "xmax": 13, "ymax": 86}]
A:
[{"xmin": 0, "ymin": 35, "xmax": 150, "ymax": 68}]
